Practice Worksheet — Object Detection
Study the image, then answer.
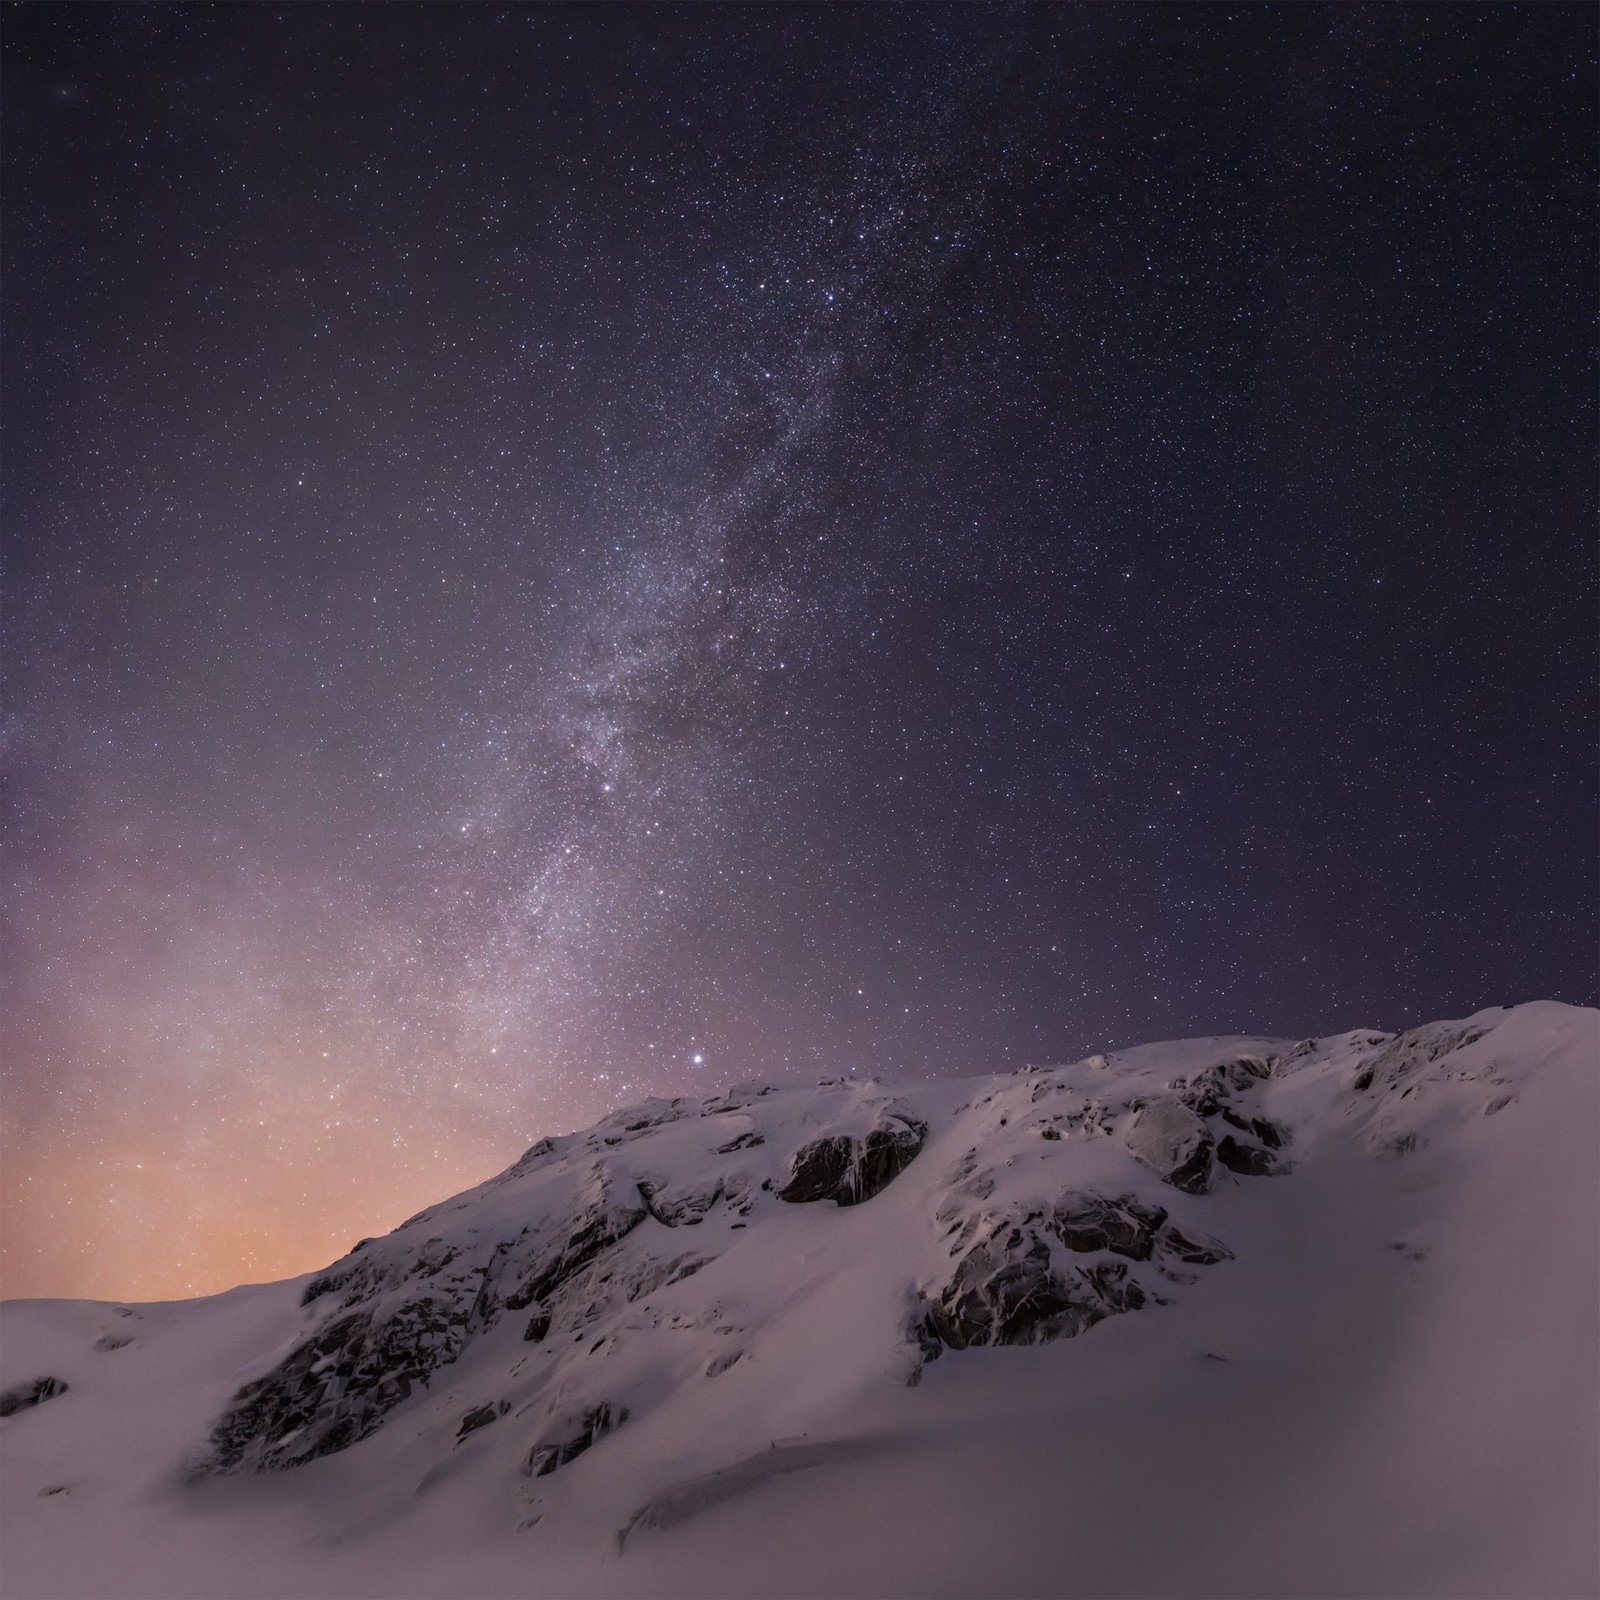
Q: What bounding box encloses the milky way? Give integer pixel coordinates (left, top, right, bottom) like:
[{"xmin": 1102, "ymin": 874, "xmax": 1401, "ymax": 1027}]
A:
[{"xmin": 4, "ymin": 5, "xmax": 1594, "ymax": 1300}]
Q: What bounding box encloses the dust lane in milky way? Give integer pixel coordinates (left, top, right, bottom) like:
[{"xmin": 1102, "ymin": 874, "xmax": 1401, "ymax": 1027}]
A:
[{"xmin": 3, "ymin": 5, "xmax": 1594, "ymax": 1300}]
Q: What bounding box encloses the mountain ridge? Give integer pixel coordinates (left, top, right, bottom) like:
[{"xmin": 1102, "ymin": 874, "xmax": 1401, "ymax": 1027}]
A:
[{"xmin": 3, "ymin": 1000, "xmax": 1596, "ymax": 1599}]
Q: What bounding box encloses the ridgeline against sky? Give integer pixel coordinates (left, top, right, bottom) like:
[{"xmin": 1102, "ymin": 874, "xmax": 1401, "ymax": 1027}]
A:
[{"xmin": 3, "ymin": 4, "xmax": 1594, "ymax": 1300}]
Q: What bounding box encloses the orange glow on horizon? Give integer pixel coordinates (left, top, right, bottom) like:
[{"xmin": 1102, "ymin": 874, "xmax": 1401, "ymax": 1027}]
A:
[{"xmin": 0, "ymin": 1084, "xmax": 540, "ymax": 1304}]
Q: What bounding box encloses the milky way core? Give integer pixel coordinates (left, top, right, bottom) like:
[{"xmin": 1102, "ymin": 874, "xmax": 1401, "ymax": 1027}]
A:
[{"xmin": 4, "ymin": 5, "xmax": 1594, "ymax": 1300}]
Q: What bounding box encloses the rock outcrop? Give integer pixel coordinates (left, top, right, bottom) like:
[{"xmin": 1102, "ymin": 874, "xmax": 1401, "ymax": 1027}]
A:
[
  {"xmin": 184, "ymin": 1033, "xmax": 1379, "ymax": 1478},
  {"xmin": 0, "ymin": 1377, "xmax": 69, "ymax": 1418},
  {"xmin": 1124, "ymin": 1100, "xmax": 1215, "ymax": 1193},
  {"xmin": 777, "ymin": 1115, "xmax": 928, "ymax": 1206},
  {"xmin": 914, "ymin": 1188, "xmax": 1232, "ymax": 1359},
  {"xmin": 195, "ymin": 1081, "xmax": 930, "ymax": 1477},
  {"xmin": 523, "ymin": 1401, "xmax": 628, "ymax": 1477}
]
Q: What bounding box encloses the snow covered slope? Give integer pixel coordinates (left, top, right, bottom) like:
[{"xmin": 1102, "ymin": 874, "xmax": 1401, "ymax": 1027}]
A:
[{"xmin": 3, "ymin": 1002, "xmax": 1597, "ymax": 1599}]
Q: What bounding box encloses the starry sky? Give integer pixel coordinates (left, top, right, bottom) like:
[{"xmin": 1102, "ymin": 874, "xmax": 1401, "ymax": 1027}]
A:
[{"xmin": 3, "ymin": 4, "xmax": 1594, "ymax": 1303}]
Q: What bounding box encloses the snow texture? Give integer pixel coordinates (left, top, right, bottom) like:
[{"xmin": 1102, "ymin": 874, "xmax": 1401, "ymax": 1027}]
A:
[{"xmin": 2, "ymin": 1002, "xmax": 1596, "ymax": 1598}]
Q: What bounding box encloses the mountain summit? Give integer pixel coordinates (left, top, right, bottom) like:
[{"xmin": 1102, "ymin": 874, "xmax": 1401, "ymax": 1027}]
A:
[{"xmin": 4, "ymin": 1001, "xmax": 1597, "ymax": 1599}]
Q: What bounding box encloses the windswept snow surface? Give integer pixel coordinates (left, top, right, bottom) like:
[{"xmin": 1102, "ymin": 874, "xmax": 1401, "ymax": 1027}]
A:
[{"xmin": 3, "ymin": 1002, "xmax": 1597, "ymax": 1599}]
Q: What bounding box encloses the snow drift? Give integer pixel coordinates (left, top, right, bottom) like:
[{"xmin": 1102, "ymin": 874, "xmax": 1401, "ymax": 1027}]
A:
[{"xmin": 3, "ymin": 1001, "xmax": 1596, "ymax": 1598}]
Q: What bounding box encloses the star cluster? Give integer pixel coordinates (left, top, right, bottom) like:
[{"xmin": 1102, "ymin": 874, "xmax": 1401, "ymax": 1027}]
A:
[{"xmin": 3, "ymin": 4, "xmax": 1594, "ymax": 1300}]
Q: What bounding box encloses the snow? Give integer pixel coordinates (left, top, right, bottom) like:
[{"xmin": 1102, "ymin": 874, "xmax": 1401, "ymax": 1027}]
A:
[{"xmin": 3, "ymin": 1001, "xmax": 1596, "ymax": 1599}]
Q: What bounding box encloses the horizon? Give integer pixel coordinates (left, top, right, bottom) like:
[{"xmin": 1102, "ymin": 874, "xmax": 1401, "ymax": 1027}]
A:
[{"xmin": 4, "ymin": 4, "xmax": 1595, "ymax": 1305}]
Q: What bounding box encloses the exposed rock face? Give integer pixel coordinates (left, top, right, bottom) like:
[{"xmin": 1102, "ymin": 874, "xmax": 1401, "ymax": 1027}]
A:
[
  {"xmin": 505, "ymin": 1192, "xmax": 648, "ymax": 1306},
  {"xmin": 524, "ymin": 1401, "xmax": 627, "ymax": 1477},
  {"xmin": 189, "ymin": 1046, "xmax": 1303, "ymax": 1479},
  {"xmin": 1343, "ymin": 1018, "xmax": 1514, "ymax": 1150},
  {"xmin": 638, "ymin": 1177, "xmax": 731, "ymax": 1227},
  {"xmin": 1053, "ymin": 1193, "xmax": 1169, "ymax": 1259},
  {"xmin": 196, "ymin": 1085, "xmax": 923, "ymax": 1479},
  {"xmin": 202, "ymin": 1174, "xmax": 647, "ymax": 1475},
  {"xmin": 1219, "ymin": 1107, "xmax": 1288, "ymax": 1149},
  {"xmin": 205, "ymin": 1294, "xmax": 472, "ymax": 1472},
  {"xmin": 2, "ymin": 1004, "xmax": 1588, "ymax": 1600},
  {"xmin": 922, "ymin": 1229, "xmax": 1145, "ymax": 1350},
  {"xmin": 1125, "ymin": 1100, "xmax": 1215, "ymax": 1193},
  {"xmin": 1174, "ymin": 1058, "xmax": 1274, "ymax": 1116},
  {"xmin": 915, "ymin": 1189, "xmax": 1233, "ymax": 1359},
  {"xmin": 1358, "ymin": 1024, "xmax": 1490, "ymax": 1093},
  {"xmin": 456, "ymin": 1403, "xmax": 500, "ymax": 1439},
  {"xmin": 777, "ymin": 1117, "xmax": 927, "ymax": 1206},
  {"xmin": 0, "ymin": 1377, "xmax": 69, "ymax": 1417},
  {"xmin": 1216, "ymin": 1135, "xmax": 1282, "ymax": 1176},
  {"xmin": 1158, "ymin": 1223, "xmax": 1234, "ymax": 1266}
]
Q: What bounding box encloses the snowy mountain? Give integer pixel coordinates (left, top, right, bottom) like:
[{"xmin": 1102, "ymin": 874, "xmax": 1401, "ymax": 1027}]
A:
[{"xmin": 3, "ymin": 1001, "xmax": 1597, "ymax": 1599}]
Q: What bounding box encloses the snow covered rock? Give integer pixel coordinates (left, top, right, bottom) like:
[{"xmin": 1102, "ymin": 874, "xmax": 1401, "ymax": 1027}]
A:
[
  {"xmin": 1123, "ymin": 1098, "xmax": 1215, "ymax": 1192},
  {"xmin": 914, "ymin": 1189, "xmax": 1232, "ymax": 1356},
  {"xmin": 3, "ymin": 1003, "xmax": 1596, "ymax": 1600},
  {"xmin": 1052, "ymin": 1192, "xmax": 1159, "ymax": 1256},
  {"xmin": 522, "ymin": 1401, "xmax": 628, "ymax": 1477},
  {"xmin": 0, "ymin": 1378, "xmax": 68, "ymax": 1418},
  {"xmin": 776, "ymin": 1115, "xmax": 927, "ymax": 1205}
]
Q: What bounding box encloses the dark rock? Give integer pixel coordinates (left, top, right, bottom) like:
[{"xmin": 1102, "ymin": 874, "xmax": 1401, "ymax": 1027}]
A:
[
  {"xmin": 1356, "ymin": 1023, "xmax": 1498, "ymax": 1102},
  {"xmin": 777, "ymin": 1119, "xmax": 927, "ymax": 1206},
  {"xmin": 523, "ymin": 1401, "xmax": 628, "ymax": 1477},
  {"xmin": 301, "ymin": 1268, "xmax": 355, "ymax": 1307},
  {"xmin": 456, "ymin": 1404, "xmax": 499, "ymax": 1439},
  {"xmin": 514, "ymin": 1197, "xmax": 648, "ymax": 1306},
  {"xmin": 714, "ymin": 1129, "xmax": 765, "ymax": 1154},
  {"xmin": 704, "ymin": 1348, "xmax": 744, "ymax": 1378},
  {"xmin": 923, "ymin": 1233, "xmax": 1107, "ymax": 1349},
  {"xmin": 917, "ymin": 1182, "xmax": 1236, "ymax": 1362},
  {"xmin": 1052, "ymin": 1193, "xmax": 1168, "ymax": 1260},
  {"xmin": 523, "ymin": 1308, "xmax": 551, "ymax": 1342},
  {"xmin": 907, "ymin": 1310, "xmax": 946, "ymax": 1376},
  {"xmin": 1157, "ymin": 1222, "xmax": 1232, "ymax": 1265},
  {"xmin": 0, "ymin": 1377, "xmax": 69, "ymax": 1417},
  {"xmin": 1231, "ymin": 1054, "xmax": 1276, "ymax": 1080},
  {"xmin": 1038, "ymin": 1125, "xmax": 1062, "ymax": 1141},
  {"xmin": 1125, "ymin": 1101, "xmax": 1214, "ymax": 1194},
  {"xmin": 638, "ymin": 1178, "xmax": 724, "ymax": 1227},
  {"xmin": 1084, "ymin": 1258, "xmax": 1146, "ymax": 1314},
  {"xmin": 1176, "ymin": 1057, "xmax": 1274, "ymax": 1117},
  {"xmin": 1216, "ymin": 1136, "xmax": 1281, "ymax": 1177},
  {"xmin": 1249, "ymin": 1116, "xmax": 1286, "ymax": 1150},
  {"xmin": 918, "ymin": 1208, "xmax": 1161, "ymax": 1354},
  {"xmin": 509, "ymin": 1136, "xmax": 561, "ymax": 1175},
  {"xmin": 203, "ymin": 1286, "xmax": 482, "ymax": 1474},
  {"xmin": 413, "ymin": 1242, "xmax": 460, "ymax": 1278},
  {"xmin": 1218, "ymin": 1107, "xmax": 1289, "ymax": 1149},
  {"xmin": 1175, "ymin": 1070, "xmax": 1229, "ymax": 1117},
  {"xmin": 1380, "ymin": 1132, "xmax": 1428, "ymax": 1158},
  {"xmin": 775, "ymin": 1136, "xmax": 854, "ymax": 1203}
]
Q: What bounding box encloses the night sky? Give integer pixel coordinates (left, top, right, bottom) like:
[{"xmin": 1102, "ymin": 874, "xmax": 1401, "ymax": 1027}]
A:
[{"xmin": 4, "ymin": 4, "xmax": 1594, "ymax": 1303}]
